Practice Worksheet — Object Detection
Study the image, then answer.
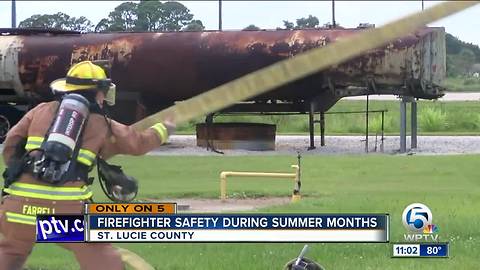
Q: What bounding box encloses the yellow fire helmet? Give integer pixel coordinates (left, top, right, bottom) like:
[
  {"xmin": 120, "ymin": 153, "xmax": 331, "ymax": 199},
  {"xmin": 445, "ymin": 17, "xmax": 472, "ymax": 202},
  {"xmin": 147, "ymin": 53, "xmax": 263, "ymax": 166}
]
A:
[{"xmin": 50, "ymin": 61, "xmax": 116, "ymax": 106}]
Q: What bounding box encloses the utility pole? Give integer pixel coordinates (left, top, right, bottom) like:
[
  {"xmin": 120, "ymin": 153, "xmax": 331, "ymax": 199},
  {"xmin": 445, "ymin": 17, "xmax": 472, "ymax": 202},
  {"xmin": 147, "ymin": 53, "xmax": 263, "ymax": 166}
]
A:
[
  {"xmin": 11, "ymin": 0, "xmax": 16, "ymax": 28},
  {"xmin": 331, "ymin": 0, "xmax": 336, "ymax": 27},
  {"xmin": 218, "ymin": 0, "xmax": 222, "ymax": 31}
]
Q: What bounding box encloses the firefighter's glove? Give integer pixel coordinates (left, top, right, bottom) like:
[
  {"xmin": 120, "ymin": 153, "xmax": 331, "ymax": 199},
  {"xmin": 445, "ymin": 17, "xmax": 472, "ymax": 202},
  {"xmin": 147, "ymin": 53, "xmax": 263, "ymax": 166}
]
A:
[{"xmin": 151, "ymin": 120, "xmax": 175, "ymax": 144}]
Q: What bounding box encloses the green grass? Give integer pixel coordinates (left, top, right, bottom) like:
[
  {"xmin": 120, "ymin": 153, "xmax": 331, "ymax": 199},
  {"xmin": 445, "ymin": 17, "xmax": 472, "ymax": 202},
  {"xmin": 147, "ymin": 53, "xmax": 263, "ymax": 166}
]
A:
[
  {"xmin": 176, "ymin": 100, "xmax": 480, "ymax": 135},
  {"xmin": 1, "ymin": 155, "xmax": 476, "ymax": 269},
  {"xmin": 443, "ymin": 76, "xmax": 480, "ymax": 92}
]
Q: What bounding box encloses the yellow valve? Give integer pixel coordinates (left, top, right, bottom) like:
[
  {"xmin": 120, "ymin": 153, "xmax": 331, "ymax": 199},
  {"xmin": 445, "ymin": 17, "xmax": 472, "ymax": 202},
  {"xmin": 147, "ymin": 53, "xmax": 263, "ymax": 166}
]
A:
[{"xmin": 291, "ymin": 194, "xmax": 302, "ymax": 203}]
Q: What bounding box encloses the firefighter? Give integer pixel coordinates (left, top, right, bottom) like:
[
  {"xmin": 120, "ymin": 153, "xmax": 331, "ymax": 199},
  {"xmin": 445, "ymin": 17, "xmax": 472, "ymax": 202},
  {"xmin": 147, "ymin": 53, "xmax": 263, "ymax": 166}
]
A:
[{"xmin": 0, "ymin": 61, "xmax": 175, "ymax": 270}]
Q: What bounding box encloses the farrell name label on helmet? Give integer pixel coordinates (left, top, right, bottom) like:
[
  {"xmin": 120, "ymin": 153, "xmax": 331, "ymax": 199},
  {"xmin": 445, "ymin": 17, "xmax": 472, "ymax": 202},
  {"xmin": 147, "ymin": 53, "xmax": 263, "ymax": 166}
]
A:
[{"xmin": 86, "ymin": 203, "xmax": 177, "ymax": 214}]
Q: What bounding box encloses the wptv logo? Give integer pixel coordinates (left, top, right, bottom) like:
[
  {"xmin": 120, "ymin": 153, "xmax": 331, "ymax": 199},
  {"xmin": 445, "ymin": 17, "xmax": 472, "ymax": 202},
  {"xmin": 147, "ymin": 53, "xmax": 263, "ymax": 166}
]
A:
[{"xmin": 402, "ymin": 203, "xmax": 439, "ymax": 242}]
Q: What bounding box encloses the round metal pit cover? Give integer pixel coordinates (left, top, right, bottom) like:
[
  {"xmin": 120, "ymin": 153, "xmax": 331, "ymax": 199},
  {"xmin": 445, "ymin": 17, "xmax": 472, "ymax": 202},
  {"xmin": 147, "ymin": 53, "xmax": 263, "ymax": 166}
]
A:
[{"xmin": 196, "ymin": 123, "xmax": 276, "ymax": 151}]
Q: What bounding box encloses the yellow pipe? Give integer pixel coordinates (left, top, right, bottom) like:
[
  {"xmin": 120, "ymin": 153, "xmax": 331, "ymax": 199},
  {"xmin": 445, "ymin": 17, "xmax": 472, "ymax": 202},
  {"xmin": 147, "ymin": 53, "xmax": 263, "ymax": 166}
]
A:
[
  {"xmin": 220, "ymin": 165, "xmax": 301, "ymax": 201},
  {"xmin": 221, "ymin": 172, "xmax": 296, "ymax": 178}
]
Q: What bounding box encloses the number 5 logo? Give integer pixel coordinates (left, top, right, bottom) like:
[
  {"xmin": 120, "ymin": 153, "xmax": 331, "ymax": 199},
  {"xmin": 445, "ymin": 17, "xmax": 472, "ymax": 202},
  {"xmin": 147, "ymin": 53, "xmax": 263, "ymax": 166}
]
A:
[{"xmin": 402, "ymin": 203, "xmax": 433, "ymax": 232}]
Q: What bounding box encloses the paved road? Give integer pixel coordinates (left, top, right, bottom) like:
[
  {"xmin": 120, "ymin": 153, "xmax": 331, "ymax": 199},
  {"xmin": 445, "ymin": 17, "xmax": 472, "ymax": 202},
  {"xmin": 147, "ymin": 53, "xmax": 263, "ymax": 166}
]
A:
[{"xmin": 343, "ymin": 92, "xmax": 480, "ymax": 102}]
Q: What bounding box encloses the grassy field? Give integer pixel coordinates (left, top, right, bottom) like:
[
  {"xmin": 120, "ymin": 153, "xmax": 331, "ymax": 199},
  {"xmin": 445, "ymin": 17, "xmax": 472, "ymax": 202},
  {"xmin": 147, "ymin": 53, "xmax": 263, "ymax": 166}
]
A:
[
  {"xmin": 3, "ymin": 154, "xmax": 476, "ymax": 270},
  {"xmin": 443, "ymin": 77, "xmax": 480, "ymax": 92},
  {"xmin": 176, "ymin": 100, "xmax": 480, "ymax": 135}
]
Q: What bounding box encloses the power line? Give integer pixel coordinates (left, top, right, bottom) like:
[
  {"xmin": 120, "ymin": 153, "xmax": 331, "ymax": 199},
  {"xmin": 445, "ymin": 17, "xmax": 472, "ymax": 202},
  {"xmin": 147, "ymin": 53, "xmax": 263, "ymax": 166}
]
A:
[
  {"xmin": 218, "ymin": 0, "xmax": 222, "ymax": 31},
  {"xmin": 332, "ymin": 0, "xmax": 336, "ymax": 27},
  {"xmin": 11, "ymin": 0, "xmax": 16, "ymax": 28}
]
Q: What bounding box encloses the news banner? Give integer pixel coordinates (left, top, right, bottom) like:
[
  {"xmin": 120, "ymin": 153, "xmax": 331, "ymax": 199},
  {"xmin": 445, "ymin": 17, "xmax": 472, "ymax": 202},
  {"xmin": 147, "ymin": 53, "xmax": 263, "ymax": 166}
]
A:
[
  {"xmin": 36, "ymin": 203, "xmax": 387, "ymax": 242},
  {"xmin": 35, "ymin": 203, "xmax": 448, "ymax": 258}
]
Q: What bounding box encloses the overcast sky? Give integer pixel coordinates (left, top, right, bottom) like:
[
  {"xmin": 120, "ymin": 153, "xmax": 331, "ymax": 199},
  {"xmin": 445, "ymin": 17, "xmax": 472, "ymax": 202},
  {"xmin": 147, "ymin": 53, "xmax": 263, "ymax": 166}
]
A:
[{"xmin": 0, "ymin": 1, "xmax": 478, "ymax": 45}]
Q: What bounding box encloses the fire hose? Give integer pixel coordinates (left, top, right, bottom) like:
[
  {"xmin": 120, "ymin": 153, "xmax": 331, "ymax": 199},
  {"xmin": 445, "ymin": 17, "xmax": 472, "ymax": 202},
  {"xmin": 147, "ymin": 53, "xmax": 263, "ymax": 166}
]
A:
[{"xmin": 116, "ymin": 247, "xmax": 155, "ymax": 270}]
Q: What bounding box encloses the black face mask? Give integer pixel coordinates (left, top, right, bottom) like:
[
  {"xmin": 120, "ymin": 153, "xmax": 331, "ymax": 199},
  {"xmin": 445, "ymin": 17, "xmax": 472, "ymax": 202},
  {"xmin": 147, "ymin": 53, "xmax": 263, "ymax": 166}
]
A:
[{"xmin": 97, "ymin": 158, "xmax": 138, "ymax": 202}]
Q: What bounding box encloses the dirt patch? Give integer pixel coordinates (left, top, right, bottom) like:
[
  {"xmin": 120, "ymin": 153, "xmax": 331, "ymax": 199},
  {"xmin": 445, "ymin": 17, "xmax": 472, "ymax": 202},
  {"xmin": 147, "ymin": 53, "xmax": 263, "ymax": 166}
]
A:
[{"xmin": 160, "ymin": 197, "xmax": 292, "ymax": 212}]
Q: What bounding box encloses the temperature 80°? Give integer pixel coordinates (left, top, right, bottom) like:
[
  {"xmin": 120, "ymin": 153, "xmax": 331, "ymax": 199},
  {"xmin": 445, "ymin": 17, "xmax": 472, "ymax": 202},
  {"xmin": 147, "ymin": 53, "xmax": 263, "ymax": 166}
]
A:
[{"xmin": 427, "ymin": 246, "xmax": 441, "ymax": 255}]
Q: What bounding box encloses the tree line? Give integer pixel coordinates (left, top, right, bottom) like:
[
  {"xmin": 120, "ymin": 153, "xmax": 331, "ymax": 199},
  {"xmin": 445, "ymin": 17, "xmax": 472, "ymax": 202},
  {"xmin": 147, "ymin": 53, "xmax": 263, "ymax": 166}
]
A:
[
  {"xmin": 18, "ymin": 1, "xmax": 329, "ymax": 32},
  {"xmin": 19, "ymin": 1, "xmax": 204, "ymax": 32},
  {"xmin": 446, "ymin": 33, "xmax": 480, "ymax": 76}
]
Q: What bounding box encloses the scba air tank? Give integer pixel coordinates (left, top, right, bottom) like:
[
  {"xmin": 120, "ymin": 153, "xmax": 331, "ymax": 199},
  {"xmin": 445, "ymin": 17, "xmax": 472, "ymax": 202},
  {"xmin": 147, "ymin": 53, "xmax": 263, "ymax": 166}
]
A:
[{"xmin": 43, "ymin": 94, "xmax": 90, "ymax": 164}]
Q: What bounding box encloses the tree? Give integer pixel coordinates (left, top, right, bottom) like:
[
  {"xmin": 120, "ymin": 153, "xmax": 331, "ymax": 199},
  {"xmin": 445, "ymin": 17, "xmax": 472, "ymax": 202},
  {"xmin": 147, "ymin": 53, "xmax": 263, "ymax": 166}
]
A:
[
  {"xmin": 160, "ymin": 1, "xmax": 194, "ymax": 31},
  {"xmin": 446, "ymin": 33, "xmax": 480, "ymax": 62},
  {"xmin": 96, "ymin": 1, "xmax": 198, "ymax": 32},
  {"xmin": 445, "ymin": 33, "xmax": 480, "ymax": 76},
  {"xmin": 182, "ymin": 20, "xmax": 205, "ymax": 31},
  {"xmin": 98, "ymin": 2, "xmax": 138, "ymax": 31},
  {"xmin": 282, "ymin": 20, "xmax": 294, "ymax": 30},
  {"xmin": 18, "ymin": 12, "xmax": 93, "ymax": 32},
  {"xmin": 94, "ymin": 18, "xmax": 110, "ymax": 32},
  {"xmin": 243, "ymin": 24, "xmax": 260, "ymax": 31},
  {"xmin": 295, "ymin": 15, "xmax": 319, "ymax": 29},
  {"xmin": 69, "ymin": 16, "xmax": 95, "ymax": 32},
  {"xmin": 136, "ymin": 0, "xmax": 164, "ymax": 31},
  {"xmin": 458, "ymin": 49, "xmax": 476, "ymax": 74},
  {"xmin": 278, "ymin": 16, "xmax": 320, "ymax": 30}
]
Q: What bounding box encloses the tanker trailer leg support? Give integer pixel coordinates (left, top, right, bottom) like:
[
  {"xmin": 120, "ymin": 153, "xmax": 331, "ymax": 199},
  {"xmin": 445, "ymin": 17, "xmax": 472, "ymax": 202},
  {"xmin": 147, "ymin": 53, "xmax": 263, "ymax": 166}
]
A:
[
  {"xmin": 308, "ymin": 101, "xmax": 326, "ymax": 150},
  {"xmin": 365, "ymin": 94, "xmax": 370, "ymax": 153},
  {"xmin": 308, "ymin": 102, "xmax": 316, "ymax": 150},
  {"xmin": 399, "ymin": 96, "xmax": 408, "ymax": 153},
  {"xmin": 320, "ymin": 112, "xmax": 325, "ymax": 147},
  {"xmin": 411, "ymin": 99, "xmax": 417, "ymax": 149},
  {"xmin": 400, "ymin": 96, "xmax": 416, "ymax": 153}
]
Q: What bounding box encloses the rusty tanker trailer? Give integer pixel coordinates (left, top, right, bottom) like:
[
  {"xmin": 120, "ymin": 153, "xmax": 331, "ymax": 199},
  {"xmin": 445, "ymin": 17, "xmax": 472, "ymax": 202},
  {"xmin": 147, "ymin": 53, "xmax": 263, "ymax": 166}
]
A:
[{"xmin": 0, "ymin": 27, "xmax": 445, "ymax": 135}]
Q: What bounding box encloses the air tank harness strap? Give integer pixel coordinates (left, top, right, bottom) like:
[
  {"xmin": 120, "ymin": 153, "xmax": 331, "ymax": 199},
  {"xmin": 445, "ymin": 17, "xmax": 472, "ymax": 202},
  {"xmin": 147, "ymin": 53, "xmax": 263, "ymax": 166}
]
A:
[
  {"xmin": 25, "ymin": 136, "xmax": 44, "ymax": 151},
  {"xmin": 24, "ymin": 136, "xmax": 97, "ymax": 167},
  {"xmin": 3, "ymin": 182, "xmax": 93, "ymax": 200},
  {"xmin": 77, "ymin": 149, "xmax": 96, "ymax": 167}
]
